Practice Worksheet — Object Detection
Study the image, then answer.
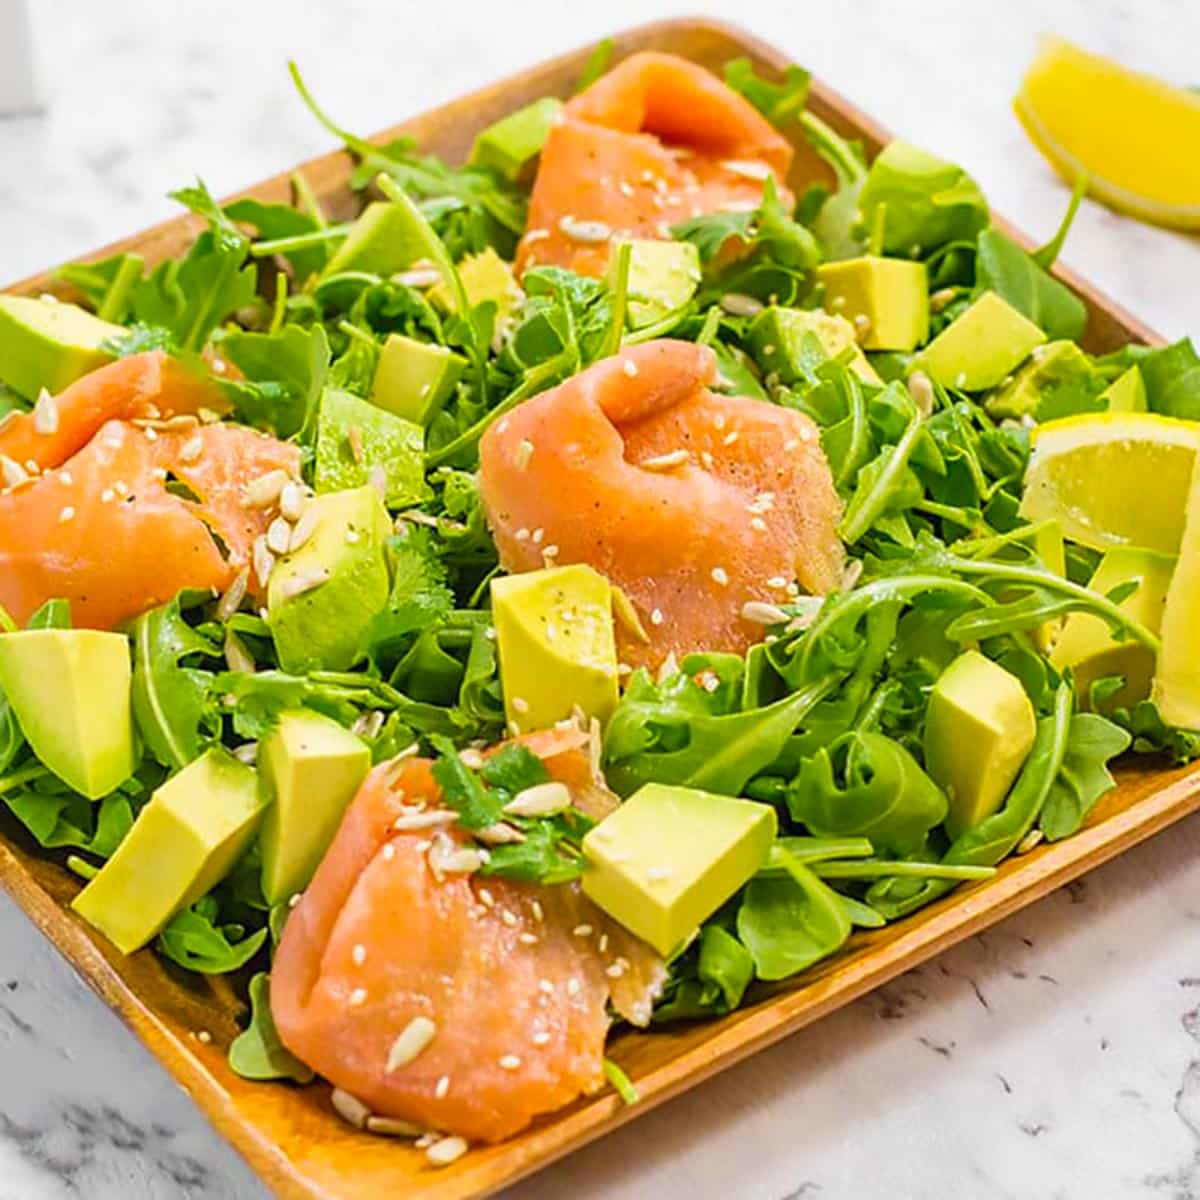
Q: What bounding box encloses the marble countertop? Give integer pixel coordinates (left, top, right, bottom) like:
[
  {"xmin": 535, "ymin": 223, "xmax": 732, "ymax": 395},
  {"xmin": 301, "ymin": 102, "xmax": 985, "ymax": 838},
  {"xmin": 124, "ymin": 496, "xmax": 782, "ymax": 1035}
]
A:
[{"xmin": 1, "ymin": 1, "xmax": 1198, "ymax": 1197}]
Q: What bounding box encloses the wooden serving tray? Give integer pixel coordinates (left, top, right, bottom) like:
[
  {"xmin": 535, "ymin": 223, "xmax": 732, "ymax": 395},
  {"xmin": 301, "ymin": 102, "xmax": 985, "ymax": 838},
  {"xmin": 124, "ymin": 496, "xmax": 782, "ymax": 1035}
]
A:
[{"xmin": 1, "ymin": 17, "xmax": 1190, "ymax": 1200}]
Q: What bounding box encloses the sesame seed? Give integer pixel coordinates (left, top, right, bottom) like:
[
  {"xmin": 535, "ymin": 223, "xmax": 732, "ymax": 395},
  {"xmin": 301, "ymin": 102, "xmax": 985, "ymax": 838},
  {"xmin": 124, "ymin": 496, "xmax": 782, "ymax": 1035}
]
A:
[
  {"xmin": 58, "ymin": 506, "xmax": 75, "ymax": 523},
  {"xmin": 519, "ymin": 932, "xmax": 539, "ymax": 946},
  {"xmin": 144, "ymin": 427, "xmax": 158, "ymax": 441},
  {"xmin": 573, "ymin": 924, "xmax": 594, "ymax": 938},
  {"xmin": 532, "ymin": 1031, "xmax": 551, "ymax": 1046},
  {"xmin": 532, "ymin": 527, "xmax": 544, "ymax": 544},
  {"xmin": 711, "ymin": 567, "xmax": 730, "ymax": 586},
  {"xmin": 767, "ymin": 576, "xmax": 788, "ymax": 589},
  {"xmin": 515, "ymin": 527, "xmax": 530, "ymax": 541},
  {"xmin": 713, "ymin": 413, "xmax": 726, "ymax": 431},
  {"xmin": 722, "ymin": 431, "xmax": 739, "ymax": 446},
  {"xmin": 100, "ymin": 488, "xmax": 115, "ymax": 503},
  {"xmin": 515, "ymin": 438, "xmax": 534, "ymax": 469},
  {"xmin": 382, "ymin": 843, "xmax": 396, "ymax": 861},
  {"xmin": 542, "ymin": 544, "xmax": 559, "ymax": 560},
  {"xmin": 531, "ymin": 900, "xmax": 544, "ymax": 923},
  {"xmin": 349, "ymin": 988, "xmax": 368, "ymax": 1006},
  {"xmin": 701, "ymin": 451, "xmax": 715, "ymax": 469},
  {"xmin": 750, "ymin": 516, "xmax": 768, "ymax": 532},
  {"xmin": 196, "ymin": 1029, "xmax": 213, "ymax": 1044},
  {"xmin": 478, "ymin": 888, "xmax": 495, "ymax": 908},
  {"xmin": 288, "ymin": 892, "xmax": 303, "ymax": 908},
  {"xmin": 955, "ymin": 372, "xmax": 968, "ymax": 388},
  {"xmin": 650, "ymin": 608, "xmax": 664, "ymax": 626},
  {"xmin": 386, "ymin": 1016, "xmax": 437, "ymax": 1072},
  {"xmin": 784, "ymin": 438, "xmax": 800, "ymax": 451},
  {"xmin": 566, "ymin": 978, "xmax": 582, "ymax": 997},
  {"xmin": 622, "ymin": 359, "xmax": 639, "ymax": 378},
  {"xmin": 598, "ymin": 933, "xmax": 609, "ymax": 953},
  {"xmin": 59, "ymin": 471, "xmax": 72, "ymax": 485},
  {"xmin": 500, "ymin": 909, "xmax": 519, "ymax": 927},
  {"xmin": 523, "ymin": 228, "xmax": 550, "ymax": 244},
  {"xmin": 435, "ymin": 1075, "xmax": 451, "ymax": 1099},
  {"xmin": 606, "ymin": 962, "xmax": 627, "ymax": 978},
  {"xmin": 499, "ymin": 1055, "xmax": 522, "ymax": 1071},
  {"xmin": 720, "ymin": 158, "xmax": 772, "ymax": 181},
  {"xmin": 345, "ymin": 528, "xmax": 360, "ymax": 545},
  {"xmin": 538, "ymin": 979, "xmax": 555, "ymax": 995},
  {"xmin": 352, "ymin": 944, "xmax": 366, "ymax": 966},
  {"xmin": 511, "ymin": 696, "xmax": 530, "ymax": 714},
  {"xmin": 178, "ymin": 434, "xmax": 204, "ymax": 463}
]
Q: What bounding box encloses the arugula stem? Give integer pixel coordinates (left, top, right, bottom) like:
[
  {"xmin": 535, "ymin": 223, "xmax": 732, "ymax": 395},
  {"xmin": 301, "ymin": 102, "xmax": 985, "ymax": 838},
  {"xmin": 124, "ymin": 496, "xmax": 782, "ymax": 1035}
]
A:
[
  {"xmin": 839, "ymin": 412, "xmax": 923, "ymax": 543},
  {"xmin": 601, "ymin": 241, "xmax": 632, "ymax": 358},
  {"xmin": 814, "ymin": 861, "xmax": 995, "ymax": 881},
  {"xmin": 337, "ymin": 320, "xmax": 378, "ymax": 349},
  {"xmin": 425, "ymin": 351, "xmax": 573, "ymax": 469},
  {"xmin": 0, "ymin": 764, "xmax": 52, "ymax": 795},
  {"xmin": 269, "ymin": 274, "xmax": 288, "ymax": 337},
  {"xmin": 97, "ymin": 253, "xmax": 144, "ymax": 323},
  {"xmin": 248, "ymin": 225, "xmax": 351, "ymax": 257},
  {"xmin": 290, "ymin": 170, "xmax": 328, "ymax": 229},
  {"xmin": 798, "ymin": 111, "xmax": 866, "ymax": 185}
]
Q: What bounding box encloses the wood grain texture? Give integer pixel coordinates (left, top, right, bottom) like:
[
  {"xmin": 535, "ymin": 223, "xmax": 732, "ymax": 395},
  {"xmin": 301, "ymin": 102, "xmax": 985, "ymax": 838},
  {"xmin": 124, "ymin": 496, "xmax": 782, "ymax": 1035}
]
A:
[{"xmin": 0, "ymin": 17, "xmax": 1185, "ymax": 1200}]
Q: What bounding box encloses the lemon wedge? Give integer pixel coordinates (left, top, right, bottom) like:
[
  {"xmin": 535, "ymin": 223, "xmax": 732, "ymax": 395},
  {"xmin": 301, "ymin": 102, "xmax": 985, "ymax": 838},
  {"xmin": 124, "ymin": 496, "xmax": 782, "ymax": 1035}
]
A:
[
  {"xmin": 1015, "ymin": 36, "xmax": 1200, "ymax": 231},
  {"xmin": 1019, "ymin": 412, "xmax": 1200, "ymax": 554},
  {"xmin": 1155, "ymin": 454, "xmax": 1200, "ymax": 728}
]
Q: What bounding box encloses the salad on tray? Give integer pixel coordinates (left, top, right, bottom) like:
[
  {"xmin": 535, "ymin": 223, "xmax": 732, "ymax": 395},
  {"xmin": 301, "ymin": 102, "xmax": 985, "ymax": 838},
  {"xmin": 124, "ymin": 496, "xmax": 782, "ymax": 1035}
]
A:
[{"xmin": 2, "ymin": 43, "xmax": 1200, "ymax": 1168}]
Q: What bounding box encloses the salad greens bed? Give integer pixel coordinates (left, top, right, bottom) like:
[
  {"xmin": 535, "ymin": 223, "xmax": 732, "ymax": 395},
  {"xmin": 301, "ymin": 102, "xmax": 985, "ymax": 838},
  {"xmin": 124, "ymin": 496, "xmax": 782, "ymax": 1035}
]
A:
[{"xmin": 3, "ymin": 47, "xmax": 1200, "ymax": 1072}]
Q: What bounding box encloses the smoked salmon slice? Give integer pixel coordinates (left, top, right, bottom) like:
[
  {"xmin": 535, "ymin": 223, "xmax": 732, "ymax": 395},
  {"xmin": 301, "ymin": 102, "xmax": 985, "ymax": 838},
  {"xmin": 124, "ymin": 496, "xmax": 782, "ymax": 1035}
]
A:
[
  {"xmin": 271, "ymin": 728, "xmax": 664, "ymax": 1144},
  {"xmin": 0, "ymin": 351, "xmax": 226, "ymax": 475},
  {"xmin": 478, "ymin": 339, "xmax": 844, "ymax": 670},
  {"xmin": 0, "ymin": 416, "xmax": 299, "ymax": 630},
  {"xmin": 516, "ymin": 51, "xmax": 794, "ymax": 277}
]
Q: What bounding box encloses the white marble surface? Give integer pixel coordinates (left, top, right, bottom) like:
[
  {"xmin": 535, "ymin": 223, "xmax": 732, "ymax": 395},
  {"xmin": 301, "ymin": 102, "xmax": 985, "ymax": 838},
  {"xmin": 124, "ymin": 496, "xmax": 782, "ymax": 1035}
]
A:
[{"xmin": 1, "ymin": 1, "xmax": 1198, "ymax": 1197}]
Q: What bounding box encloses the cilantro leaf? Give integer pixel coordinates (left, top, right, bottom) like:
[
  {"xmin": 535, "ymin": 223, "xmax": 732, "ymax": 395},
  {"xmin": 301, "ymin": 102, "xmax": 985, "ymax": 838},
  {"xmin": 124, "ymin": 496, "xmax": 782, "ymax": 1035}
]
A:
[{"xmin": 428, "ymin": 735, "xmax": 502, "ymax": 830}]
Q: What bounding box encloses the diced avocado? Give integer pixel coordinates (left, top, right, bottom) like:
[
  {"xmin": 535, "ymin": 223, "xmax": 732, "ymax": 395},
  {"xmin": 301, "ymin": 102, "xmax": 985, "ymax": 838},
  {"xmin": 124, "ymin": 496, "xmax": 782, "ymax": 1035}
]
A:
[
  {"xmin": 815, "ymin": 257, "xmax": 929, "ymax": 352},
  {"xmin": 0, "ymin": 630, "xmax": 135, "ymax": 799},
  {"xmin": 491, "ymin": 565, "xmax": 619, "ymax": 734},
  {"xmin": 72, "ymin": 748, "xmax": 264, "ymax": 954},
  {"xmin": 468, "ymin": 97, "xmax": 563, "ymax": 180},
  {"xmin": 0, "ymin": 295, "xmax": 123, "ymax": 400},
  {"xmin": 609, "ymin": 239, "xmax": 701, "ymax": 328},
  {"xmin": 1053, "ymin": 546, "xmax": 1174, "ymax": 711},
  {"xmin": 370, "ymin": 333, "xmax": 465, "ymax": 426},
  {"xmin": 258, "ymin": 710, "xmax": 370, "ymax": 905},
  {"xmin": 747, "ymin": 306, "xmax": 881, "ymax": 386},
  {"xmin": 986, "ymin": 340, "xmax": 1106, "ymax": 420},
  {"xmin": 428, "ymin": 247, "xmax": 521, "ymax": 327},
  {"xmin": 924, "ymin": 650, "xmax": 1037, "ymax": 840},
  {"xmin": 582, "ymin": 782, "xmax": 777, "ymax": 957},
  {"xmin": 313, "ymin": 388, "xmax": 429, "ymax": 507},
  {"xmin": 268, "ymin": 486, "xmax": 392, "ymax": 673},
  {"xmin": 915, "ymin": 291, "xmax": 1046, "ymax": 391},
  {"xmin": 321, "ymin": 202, "xmax": 426, "ymax": 279},
  {"xmin": 1100, "ymin": 365, "xmax": 1147, "ymax": 412}
]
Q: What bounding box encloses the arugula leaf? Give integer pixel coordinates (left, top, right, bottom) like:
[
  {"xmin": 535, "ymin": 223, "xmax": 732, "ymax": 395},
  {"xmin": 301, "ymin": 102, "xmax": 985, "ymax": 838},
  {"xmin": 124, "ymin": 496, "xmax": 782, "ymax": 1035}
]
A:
[
  {"xmin": 4, "ymin": 783, "xmax": 136, "ymax": 858},
  {"xmin": 575, "ymin": 38, "xmax": 615, "ymax": 94},
  {"xmin": 653, "ymin": 924, "xmax": 755, "ymax": 1022},
  {"xmin": 218, "ymin": 324, "xmax": 330, "ymax": 439},
  {"xmin": 130, "ymin": 181, "xmax": 257, "ymax": 352},
  {"xmin": 1138, "ymin": 338, "xmax": 1200, "ymax": 419},
  {"xmin": 1038, "ymin": 713, "xmax": 1131, "ymax": 840},
  {"xmin": 724, "ymin": 58, "xmax": 811, "ymax": 125},
  {"xmin": 225, "ymin": 197, "xmax": 326, "ymax": 280},
  {"xmin": 737, "ymin": 854, "xmax": 850, "ymax": 981},
  {"xmin": 26, "ymin": 598, "xmax": 72, "ymax": 630},
  {"xmin": 973, "ymin": 230, "xmax": 1087, "ymax": 340},
  {"xmin": 856, "ymin": 140, "xmax": 988, "ymax": 257},
  {"xmin": 228, "ymin": 973, "xmax": 314, "ymax": 1083},
  {"xmin": 156, "ymin": 896, "xmax": 268, "ymax": 974},
  {"xmin": 130, "ymin": 596, "xmax": 222, "ymax": 770},
  {"xmin": 57, "ymin": 251, "xmax": 145, "ymax": 323}
]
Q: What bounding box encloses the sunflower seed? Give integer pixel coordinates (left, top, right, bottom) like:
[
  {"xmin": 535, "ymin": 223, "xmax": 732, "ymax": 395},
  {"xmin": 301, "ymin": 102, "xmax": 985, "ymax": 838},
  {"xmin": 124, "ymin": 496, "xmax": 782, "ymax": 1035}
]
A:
[
  {"xmin": 242, "ymin": 469, "xmax": 289, "ymax": 509},
  {"xmin": 639, "ymin": 449, "xmax": 690, "ymax": 472},
  {"xmin": 331, "ymin": 1088, "xmax": 371, "ymax": 1129},
  {"xmin": 217, "ymin": 568, "xmax": 250, "ymax": 621},
  {"xmin": 252, "ymin": 536, "xmax": 275, "ymax": 587},
  {"xmin": 559, "ymin": 215, "xmax": 611, "ymax": 244},
  {"xmin": 719, "ymin": 292, "xmax": 763, "ymax": 317},
  {"xmin": 275, "ymin": 566, "xmax": 331, "ymax": 600},
  {"xmin": 1, "ymin": 456, "xmax": 29, "ymax": 489},
  {"xmin": 279, "ymin": 480, "xmax": 308, "ymax": 522},
  {"xmin": 742, "ymin": 601, "xmax": 790, "ymax": 627},
  {"xmin": 365, "ymin": 1115, "xmax": 426, "ymax": 1138},
  {"xmin": 426, "ymin": 1135, "xmax": 468, "ymax": 1166},
  {"xmin": 266, "ymin": 516, "xmax": 293, "ymax": 556},
  {"xmin": 719, "ymin": 159, "xmax": 771, "ymax": 181},
  {"xmin": 503, "ymin": 781, "xmax": 572, "ymax": 818},
  {"xmin": 224, "ymin": 629, "xmax": 256, "ymax": 675},
  {"xmin": 386, "ymin": 1016, "xmax": 437, "ymax": 1072},
  {"xmin": 474, "ymin": 821, "xmax": 526, "ymax": 846},
  {"xmin": 33, "ymin": 389, "xmax": 59, "ymax": 434},
  {"xmin": 289, "ymin": 504, "xmax": 320, "ymax": 553}
]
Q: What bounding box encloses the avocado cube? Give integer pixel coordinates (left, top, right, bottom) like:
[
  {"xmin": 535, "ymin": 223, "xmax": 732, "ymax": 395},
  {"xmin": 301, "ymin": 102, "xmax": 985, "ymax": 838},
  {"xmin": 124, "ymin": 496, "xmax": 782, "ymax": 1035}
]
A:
[
  {"xmin": 924, "ymin": 651, "xmax": 1037, "ymax": 840},
  {"xmin": 915, "ymin": 291, "xmax": 1046, "ymax": 391},
  {"xmin": 370, "ymin": 333, "xmax": 465, "ymax": 426},
  {"xmin": 0, "ymin": 629, "xmax": 135, "ymax": 799},
  {"xmin": 986, "ymin": 340, "xmax": 1106, "ymax": 421},
  {"xmin": 259, "ymin": 709, "xmax": 371, "ymax": 905},
  {"xmin": 1100, "ymin": 365, "xmax": 1147, "ymax": 412},
  {"xmin": 747, "ymin": 306, "xmax": 881, "ymax": 386},
  {"xmin": 1053, "ymin": 546, "xmax": 1174, "ymax": 712},
  {"xmin": 0, "ymin": 295, "xmax": 123, "ymax": 400},
  {"xmin": 816, "ymin": 257, "xmax": 929, "ymax": 352},
  {"xmin": 609, "ymin": 238, "xmax": 701, "ymax": 328},
  {"xmin": 468, "ymin": 97, "xmax": 563, "ymax": 180},
  {"xmin": 428, "ymin": 247, "xmax": 521, "ymax": 327},
  {"xmin": 72, "ymin": 748, "xmax": 265, "ymax": 954},
  {"xmin": 491, "ymin": 565, "xmax": 619, "ymax": 734},
  {"xmin": 314, "ymin": 388, "xmax": 429, "ymax": 507},
  {"xmin": 582, "ymin": 783, "xmax": 777, "ymax": 957},
  {"xmin": 321, "ymin": 202, "xmax": 427, "ymax": 279},
  {"xmin": 268, "ymin": 486, "xmax": 392, "ymax": 673}
]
